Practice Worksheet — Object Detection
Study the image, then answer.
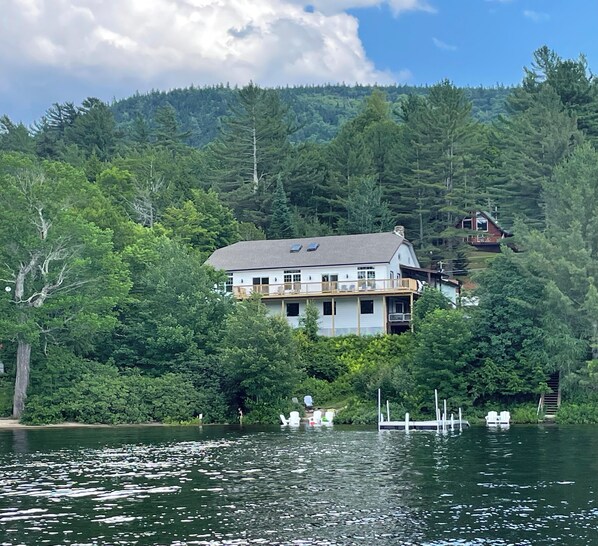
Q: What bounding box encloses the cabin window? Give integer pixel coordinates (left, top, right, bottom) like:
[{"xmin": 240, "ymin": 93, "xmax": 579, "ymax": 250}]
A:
[
  {"xmin": 252, "ymin": 277, "xmax": 269, "ymax": 295},
  {"xmin": 360, "ymin": 300, "xmax": 374, "ymax": 314},
  {"xmin": 225, "ymin": 273, "xmax": 233, "ymax": 293},
  {"xmin": 476, "ymin": 215, "xmax": 488, "ymax": 232},
  {"xmin": 462, "ymin": 218, "xmax": 473, "ymax": 230},
  {"xmin": 323, "ymin": 301, "xmax": 337, "ymax": 316},
  {"xmin": 321, "ymin": 274, "xmax": 338, "ymax": 292},
  {"xmin": 284, "ymin": 269, "xmax": 301, "ymax": 291},
  {"xmin": 286, "ymin": 302, "xmax": 300, "ymax": 317},
  {"xmin": 357, "ymin": 266, "xmax": 375, "ymax": 289}
]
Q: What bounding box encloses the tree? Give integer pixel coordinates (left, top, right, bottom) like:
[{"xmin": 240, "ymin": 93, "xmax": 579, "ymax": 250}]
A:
[
  {"xmin": 516, "ymin": 143, "xmax": 598, "ymax": 365},
  {"xmin": 0, "ymin": 116, "xmax": 35, "ymax": 154},
  {"xmin": 0, "ymin": 160, "xmax": 130, "ymax": 418},
  {"xmin": 220, "ymin": 297, "xmax": 301, "ymax": 410},
  {"xmin": 268, "ymin": 178, "xmax": 295, "ymax": 239},
  {"xmin": 108, "ymin": 231, "xmax": 232, "ymax": 378},
  {"xmin": 468, "ymin": 252, "xmax": 552, "ymax": 401},
  {"xmin": 411, "ymin": 287, "xmax": 451, "ymax": 331},
  {"xmin": 68, "ymin": 98, "xmax": 117, "ymax": 161},
  {"xmin": 299, "ymin": 301, "xmax": 320, "ymax": 342},
  {"xmin": 342, "ymin": 175, "xmax": 393, "ymax": 234},
  {"xmin": 412, "ymin": 308, "xmax": 472, "ymax": 407},
  {"xmin": 211, "ymin": 84, "xmax": 293, "ymax": 223},
  {"xmin": 391, "ymin": 82, "xmax": 487, "ymax": 265},
  {"xmin": 518, "ymin": 46, "xmax": 598, "ymax": 142},
  {"xmin": 492, "ymin": 83, "xmax": 582, "ymax": 228},
  {"xmin": 153, "ymin": 104, "xmax": 190, "ymax": 156},
  {"xmin": 160, "ymin": 189, "xmax": 240, "ymax": 253}
]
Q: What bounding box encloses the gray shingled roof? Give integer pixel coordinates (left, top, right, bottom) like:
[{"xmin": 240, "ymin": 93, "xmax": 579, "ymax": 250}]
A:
[{"xmin": 205, "ymin": 232, "xmax": 406, "ymax": 271}]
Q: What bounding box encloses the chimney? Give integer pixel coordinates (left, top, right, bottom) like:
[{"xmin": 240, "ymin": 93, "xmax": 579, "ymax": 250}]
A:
[{"xmin": 393, "ymin": 225, "xmax": 405, "ymax": 238}]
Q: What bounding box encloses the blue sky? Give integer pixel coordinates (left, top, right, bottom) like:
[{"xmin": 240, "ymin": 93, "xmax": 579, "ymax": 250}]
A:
[
  {"xmin": 351, "ymin": 0, "xmax": 598, "ymax": 87},
  {"xmin": 1, "ymin": 0, "xmax": 597, "ymax": 125}
]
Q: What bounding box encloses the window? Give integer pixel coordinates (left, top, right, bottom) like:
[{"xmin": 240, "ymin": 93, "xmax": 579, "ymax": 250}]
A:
[
  {"xmin": 290, "ymin": 243, "xmax": 302, "ymax": 253},
  {"xmin": 225, "ymin": 273, "xmax": 233, "ymax": 293},
  {"xmin": 252, "ymin": 277, "xmax": 269, "ymax": 294},
  {"xmin": 360, "ymin": 299, "xmax": 374, "ymax": 314},
  {"xmin": 286, "ymin": 302, "xmax": 300, "ymax": 317},
  {"xmin": 284, "ymin": 269, "xmax": 301, "ymax": 291},
  {"xmin": 322, "ymin": 274, "xmax": 338, "ymax": 292},
  {"xmin": 476, "ymin": 215, "xmax": 488, "ymax": 232},
  {"xmin": 357, "ymin": 266, "xmax": 375, "ymax": 289},
  {"xmin": 462, "ymin": 218, "xmax": 473, "ymax": 230},
  {"xmin": 323, "ymin": 301, "xmax": 336, "ymax": 316},
  {"xmin": 307, "ymin": 242, "xmax": 320, "ymax": 252}
]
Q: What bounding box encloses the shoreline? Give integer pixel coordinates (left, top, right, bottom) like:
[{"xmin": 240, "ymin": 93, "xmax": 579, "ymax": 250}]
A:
[{"xmin": 0, "ymin": 419, "xmax": 196, "ymax": 430}]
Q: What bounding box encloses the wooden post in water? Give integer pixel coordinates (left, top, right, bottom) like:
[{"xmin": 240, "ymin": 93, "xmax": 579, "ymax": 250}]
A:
[
  {"xmin": 443, "ymin": 399, "xmax": 447, "ymax": 432},
  {"xmin": 405, "ymin": 412, "xmax": 410, "ymax": 432},
  {"xmin": 459, "ymin": 408, "xmax": 463, "ymax": 432},
  {"xmin": 377, "ymin": 389, "xmax": 381, "ymax": 431},
  {"xmin": 435, "ymin": 389, "xmax": 440, "ymax": 432},
  {"xmin": 386, "ymin": 400, "xmax": 390, "ymax": 423}
]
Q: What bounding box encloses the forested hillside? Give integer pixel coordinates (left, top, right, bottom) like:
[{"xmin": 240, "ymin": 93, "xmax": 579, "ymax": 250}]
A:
[
  {"xmin": 112, "ymin": 83, "xmax": 511, "ymax": 147},
  {"xmin": 2, "ymin": 46, "xmax": 598, "ymax": 425}
]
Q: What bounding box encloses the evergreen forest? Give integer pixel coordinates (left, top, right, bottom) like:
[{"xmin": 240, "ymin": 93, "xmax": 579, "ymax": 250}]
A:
[{"xmin": 2, "ymin": 46, "xmax": 598, "ymax": 425}]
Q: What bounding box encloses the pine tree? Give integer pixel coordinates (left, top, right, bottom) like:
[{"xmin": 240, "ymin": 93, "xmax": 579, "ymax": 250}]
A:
[
  {"xmin": 268, "ymin": 178, "xmax": 295, "ymax": 239},
  {"xmin": 210, "ymin": 84, "xmax": 293, "ymax": 225},
  {"xmin": 492, "ymin": 85, "xmax": 581, "ymax": 228}
]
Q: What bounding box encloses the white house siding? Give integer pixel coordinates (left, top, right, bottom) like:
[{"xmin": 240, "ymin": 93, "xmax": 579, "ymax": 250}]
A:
[
  {"xmin": 264, "ymin": 296, "xmax": 385, "ymax": 337},
  {"xmin": 439, "ymin": 282, "xmax": 459, "ymax": 304},
  {"xmin": 398, "ymin": 244, "xmax": 420, "ymax": 267},
  {"xmin": 232, "ymin": 264, "xmax": 391, "ymax": 297}
]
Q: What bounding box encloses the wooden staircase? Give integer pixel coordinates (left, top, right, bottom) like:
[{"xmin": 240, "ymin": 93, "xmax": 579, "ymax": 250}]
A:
[{"xmin": 542, "ymin": 373, "xmax": 560, "ymax": 421}]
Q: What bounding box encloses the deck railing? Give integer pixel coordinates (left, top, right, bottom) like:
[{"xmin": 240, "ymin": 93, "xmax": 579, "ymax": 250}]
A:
[
  {"xmin": 388, "ymin": 312, "xmax": 412, "ymax": 323},
  {"xmin": 233, "ymin": 277, "xmax": 419, "ymax": 299}
]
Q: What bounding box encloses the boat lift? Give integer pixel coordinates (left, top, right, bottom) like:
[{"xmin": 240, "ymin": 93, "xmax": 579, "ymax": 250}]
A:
[{"xmin": 377, "ymin": 389, "xmax": 469, "ymax": 431}]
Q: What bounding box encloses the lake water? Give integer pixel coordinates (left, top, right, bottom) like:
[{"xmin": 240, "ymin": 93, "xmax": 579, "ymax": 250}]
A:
[{"xmin": 1, "ymin": 424, "xmax": 597, "ymax": 545}]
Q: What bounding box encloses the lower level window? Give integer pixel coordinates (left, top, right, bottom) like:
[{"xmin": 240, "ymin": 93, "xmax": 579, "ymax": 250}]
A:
[
  {"xmin": 323, "ymin": 301, "xmax": 336, "ymax": 316},
  {"xmin": 286, "ymin": 303, "xmax": 300, "ymax": 317},
  {"xmin": 360, "ymin": 299, "xmax": 374, "ymax": 314}
]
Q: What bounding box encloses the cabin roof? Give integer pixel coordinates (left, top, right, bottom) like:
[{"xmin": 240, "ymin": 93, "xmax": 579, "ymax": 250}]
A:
[{"xmin": 205, "ymin": 232, "xmax": 407, "ymax": 272}]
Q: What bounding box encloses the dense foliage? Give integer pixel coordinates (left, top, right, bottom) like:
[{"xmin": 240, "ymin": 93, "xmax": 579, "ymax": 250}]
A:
[{"xmin": 2, "ymin": 47, "xmax": 598, "ymax": 424}]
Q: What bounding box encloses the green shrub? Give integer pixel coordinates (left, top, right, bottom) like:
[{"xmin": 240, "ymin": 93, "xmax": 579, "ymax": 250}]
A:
[
  {"xmin": 335, "ymin": 398, "xmax": 390, "ymax": 425},
  {"xmin": 556, "ymin": 403, "xmax": 598, "ymax": 424},
  {"xmin": 511, "ymin": 404, "xmax": 539, "ymax": 424},
  {"xmin": 244, "ymin": 400, "xmax": 293, "ymax": 425},
  {"xmin": 22, "ymin": 357, "xmax": 205, "ymax": 425},
  {"xmin": 0, "ymin": 378, "xmax": 13, "ymax": 417}
]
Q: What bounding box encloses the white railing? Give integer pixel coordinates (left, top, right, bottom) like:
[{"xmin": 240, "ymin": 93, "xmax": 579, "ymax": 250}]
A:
[
  {"xmin": 388, "ymin": 312, "xmax": 412, "ymax": 323},
  {"xmin": 233, "ymin": 278, "xmax": 419, "ymax": 299}
]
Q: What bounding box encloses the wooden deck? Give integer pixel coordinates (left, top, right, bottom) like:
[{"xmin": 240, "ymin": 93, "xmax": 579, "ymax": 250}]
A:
[{"xmin": 233, "ymin": 278, "xmax": 419, "ymax": 300}]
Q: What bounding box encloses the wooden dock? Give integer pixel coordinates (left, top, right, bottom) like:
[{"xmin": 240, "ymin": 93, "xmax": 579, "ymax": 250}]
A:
[
  {"xmin": 379, "ymin": 419, "xmax": 470, "ymax": 431},
  {"xmin": 377, "ymin": 389, "xmax": 470, "ymax": 432}
]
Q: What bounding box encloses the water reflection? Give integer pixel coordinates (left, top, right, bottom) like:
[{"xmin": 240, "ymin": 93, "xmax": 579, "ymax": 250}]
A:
[{"xmin": 0, "ymin": 425, "xmax": 597, "ymax": 545}]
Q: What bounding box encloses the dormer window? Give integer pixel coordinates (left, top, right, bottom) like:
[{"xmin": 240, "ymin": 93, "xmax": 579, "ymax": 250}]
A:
[{"xmin": 476, "ymin": 214, "xmax": 488, "ymax": 232}]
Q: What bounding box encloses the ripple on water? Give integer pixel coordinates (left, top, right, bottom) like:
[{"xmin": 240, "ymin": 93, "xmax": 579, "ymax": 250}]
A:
[{"xmin": 1, "ymin": 426, "xmax": 598, "ymax": 545}]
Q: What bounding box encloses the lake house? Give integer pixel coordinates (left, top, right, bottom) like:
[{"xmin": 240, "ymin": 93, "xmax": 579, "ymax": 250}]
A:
[
  {"xmin": 206, "ymin": 227, "xmax": 459, "ymax": 336},
  {"xmin": 457, "ymin": 211, "xmax": 513, "ymax": 252}
]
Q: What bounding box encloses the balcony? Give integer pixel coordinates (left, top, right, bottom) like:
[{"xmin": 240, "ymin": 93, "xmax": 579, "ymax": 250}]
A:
[
  {"xmin": 388, "ymin": 312, "xmax": 412, "ymax": 323},
  {"xmin": 232, "ymin": 278, "xmax": 419, "ymax": 300}
]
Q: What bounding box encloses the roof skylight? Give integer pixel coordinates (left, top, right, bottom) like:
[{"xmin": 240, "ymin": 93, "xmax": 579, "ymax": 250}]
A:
[
  {"xmin": 306, "ymin": 242, "xmax": 320, "ymax": 252},
  {"xmin": 290, "ymin": 243, "xmax": 302, "ymax": 253}
]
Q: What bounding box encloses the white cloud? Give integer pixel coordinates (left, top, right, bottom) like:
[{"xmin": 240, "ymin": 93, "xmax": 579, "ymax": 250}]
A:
[
  {"xmin": 0, "ymin": 0, "xmax": 432, "ymax": 97},
  {"xmin": 432, "ymin": 37, "xmax": 457, "ymax": 51},
  {"xmin": 523, "ymin": 9, "xmax": 549, "ymax": 22}
]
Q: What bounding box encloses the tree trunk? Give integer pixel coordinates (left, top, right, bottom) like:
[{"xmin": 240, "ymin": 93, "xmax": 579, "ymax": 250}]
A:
[
  {"xmin": 12, "ymin": 338, "xmax": 31, "ymax": 419},
  {"xmin": 252, "ymin": 117, "xmax": 259, "ymax": 193}
]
